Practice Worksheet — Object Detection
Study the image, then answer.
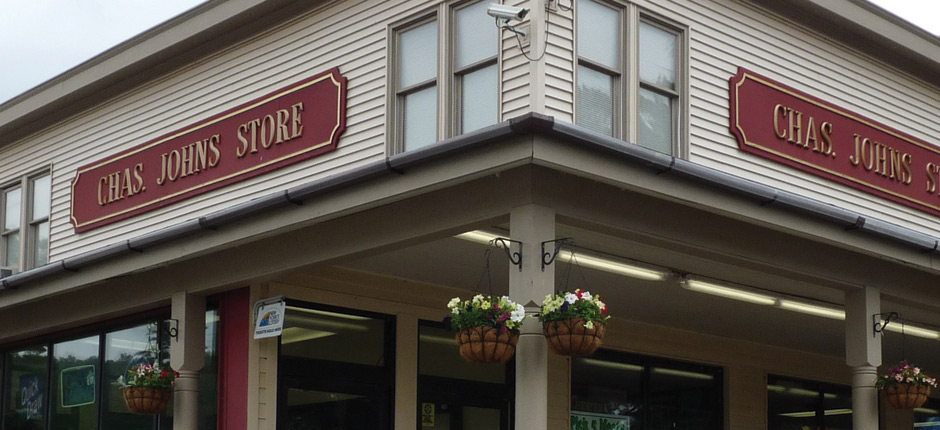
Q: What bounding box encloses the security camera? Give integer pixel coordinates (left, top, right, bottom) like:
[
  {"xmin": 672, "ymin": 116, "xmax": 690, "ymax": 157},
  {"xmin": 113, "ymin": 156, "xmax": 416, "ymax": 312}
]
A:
[{"xmin": 487, "ymin": 4, "xmax": 529, "ymax": 21}]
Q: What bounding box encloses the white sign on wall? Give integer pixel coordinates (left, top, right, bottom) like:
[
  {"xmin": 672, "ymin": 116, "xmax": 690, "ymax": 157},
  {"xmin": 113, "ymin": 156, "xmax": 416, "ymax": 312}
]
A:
[{"xmin": 254, "ymin": 299, "xmax": 286, "ymax": 339}]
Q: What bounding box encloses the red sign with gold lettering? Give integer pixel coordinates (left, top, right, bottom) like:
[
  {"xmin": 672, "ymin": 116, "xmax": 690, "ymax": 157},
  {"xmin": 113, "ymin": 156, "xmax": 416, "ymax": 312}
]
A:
[
  {"xmin": 730, "ymin": 67, "xmax": 940, "ymax": 218},
  {"xmin": 70, "ymin": 68, "xmax": 346, "ymax": 233}
]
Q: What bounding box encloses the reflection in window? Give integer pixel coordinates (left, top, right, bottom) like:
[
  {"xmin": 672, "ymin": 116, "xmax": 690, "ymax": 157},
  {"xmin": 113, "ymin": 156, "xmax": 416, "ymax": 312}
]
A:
[
  {"xmin": 51, "ymin": 336, "xmax": 99, "ymax": 430},
  {"xmin": 0, "ymin": 309, "xmax": 220, "ymax": 430},
  {"xmin": 916, "ymin": 398, "xmax": 940, "ymax": 429},
  {"xmin": 278, "ymin": 303, "xmax": 394, "ymax": 430},
  {"xmin": 3, "ymin": 346, "xmax": 49, "ymax": 430},
  {"xmin": 767, "ymin": 375, "xmax": 852, "ymax": 430},
  {"xmin": 418, "ymin": 324, "xmax": 512, "ymax": 430},
  {"xmin": 571, "ymin": 351, "xmax": 722, "ymax": 430}
]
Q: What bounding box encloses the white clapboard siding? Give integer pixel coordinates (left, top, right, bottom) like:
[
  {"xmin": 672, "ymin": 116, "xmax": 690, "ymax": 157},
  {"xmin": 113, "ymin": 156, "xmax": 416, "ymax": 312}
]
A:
[
  {"xmin": 501, "ymin": 0, "xmax": 533, "ymax": 119},
  {"xmin": 677, "ymin": 0, "xmax": 940, "ymax": 237},
  {"xmin": 15, "ymin": 0, "xmax": 436, "ymax": 262},
  {"xmin": 544, "ymin": 5, "xmax": 575, "ymax": 121}
]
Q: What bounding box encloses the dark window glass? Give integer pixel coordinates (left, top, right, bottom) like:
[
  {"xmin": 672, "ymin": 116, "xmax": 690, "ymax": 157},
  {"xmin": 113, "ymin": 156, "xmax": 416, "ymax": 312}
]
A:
[
  {"xmin": 417, "ymin": 324, "xmax": 512, "ymax": 430},
  {"xmin": 102, "ymin": 324, "xmax": 159, "ymax": 430},
  {"xmin": 278, "ymin": 303, "xmax": 394, "ymax": 430},
  {"xmin": 915, "ymin": 397, "xmax": 940, "ymax": 429},
  {"xmin": 1, "ymin": 309, "xmax": 219, "ymax": 430},
  {"xmin": 280, "ymin": 306, "xmax": 387, "ymax": 366},
  {"xmin": 3, "ymin": 346, "xmax": 48, "ymax": 430},
  {"xmin": 571, "ymin": 351, "xmax": 722, "ymax": 430},
  {"xmin": 50, "ymin": 336, "xmax": 99, "ymax": 430},
  {"xmin": 767, "ymin": 375, "xmax": 852, "ymax": 430}
]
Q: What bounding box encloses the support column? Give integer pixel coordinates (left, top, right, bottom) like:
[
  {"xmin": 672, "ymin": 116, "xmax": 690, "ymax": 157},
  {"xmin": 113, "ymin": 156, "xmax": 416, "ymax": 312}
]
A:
[
  {"xmin": 171, "ymin": 291, "xmax": 206, "ymax": 430},
  {"xmin": 846, "ymin": 286, "xmax": 881, "ymax": 430},
  {"xmin": 510, "ymin": 204, "xmax": 555, "ymax": 430}
]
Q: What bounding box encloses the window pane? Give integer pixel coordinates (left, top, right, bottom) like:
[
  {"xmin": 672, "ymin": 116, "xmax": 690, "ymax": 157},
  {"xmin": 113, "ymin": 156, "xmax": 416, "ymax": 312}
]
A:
[
  {"xmin": 822, "ymin": 384, "xmax": 852, "ymax": 430},
  {"xmin": 3, "ymin": 346, "xmax": 49, "ymax": 430},
  {"xmin": 400, "ymin": 20, "xmax": 438, "ymax": 88},
  {"xmin": 281, "ymin": 306, "xmax": 388, "ymax": 366},
  {"xmin": 461, "ymin": 65, "xmax": 498, "ymax": 134},
  {"xmin": 285, "ymin": 387, "xmax": 387, "ymax": 429},
  {"xmin": 639, "ymin": 22, "xmax": 677, "ymax": 90},
  {"xmin": 648, "ymin": 366, "xmax": 722, "ymax": 429},
  {"xmin": 457, "ymin": 1, "xmax": 497, "ymax": 68},
  {"xmin": 403, "ymin": 86, "xmax": 438, "ymax": 152},
  {"xmin": 51, "ymin": 336, "xmax": 99, "ymax": 430},
  {"xmin": 577, "ymin": 65, "xmax": 615, "ymax": 136},
  {"xmin": 638, "ymin": 87, "xmax": 673, "ymax": 153},
  {"xmin": 419, "ymin": 325, "xmax": 504, "ymax": 384},
  {"xmin": 5, "ymin": 231, "xmax": 19, "ymax": 267},
  {"xmin": 102, "ymin": 324, "xmax": 159, "ymax": 430},
  {"xmin": 571, "ymin": 357, "xmax": 644, "ymax": 429},
  {"xmin": 34, "ymin": 221, "xmax": 49, "ymax": 267},
  {"xmin": 5, "ymin": 188, "xmax": 21, "ymax": 230},
  {"xmin": 578, "ymin": 0, "xmax": 619, "ymax": 69},
  {"xmin": 31, "ymin": 175, "xmax": 51, "ymax": 221}
]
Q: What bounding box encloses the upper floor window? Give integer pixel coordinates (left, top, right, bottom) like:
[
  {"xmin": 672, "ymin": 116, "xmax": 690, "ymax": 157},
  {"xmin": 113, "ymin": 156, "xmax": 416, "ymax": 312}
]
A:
[
  {"xmin": 576, "ymin": 0, "xmax": 685, "ymax": 155},
  {"xmin": 393, "ymin": 1, "xmax": 500, "ymax": 153},
  {"xmin": 2, "ymin": 172, "xmax": 51, "ymax": 272}
]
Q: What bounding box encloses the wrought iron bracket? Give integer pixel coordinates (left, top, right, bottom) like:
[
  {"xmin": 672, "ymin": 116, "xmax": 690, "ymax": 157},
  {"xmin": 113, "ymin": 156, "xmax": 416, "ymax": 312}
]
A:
[
  {"xmin": 541, "ymin": 238, "xmax": 573, "ymax": 271},
  {"xmin": 163, "ymin": 319, "xmax": 179, "ymax": 340},
  {"xmin": 873, "ymin": 312, "xmax": 900, "ymax": 338},
  {"xmin": 493, "ymin": 237, "xmax": 523, "ymax": 271}
]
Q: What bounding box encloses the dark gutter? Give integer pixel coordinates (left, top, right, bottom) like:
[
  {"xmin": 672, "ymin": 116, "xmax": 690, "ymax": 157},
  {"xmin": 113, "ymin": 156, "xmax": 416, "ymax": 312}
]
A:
[{"xmin": 3, "ymin": 113, "xmax": 939, "ymax": 291}]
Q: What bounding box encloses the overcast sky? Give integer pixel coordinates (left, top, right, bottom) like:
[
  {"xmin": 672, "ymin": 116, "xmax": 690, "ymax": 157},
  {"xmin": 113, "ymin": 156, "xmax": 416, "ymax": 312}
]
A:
[{"xmin": 0, "ymin": 0, "xmax": 938, "ymax": 104}]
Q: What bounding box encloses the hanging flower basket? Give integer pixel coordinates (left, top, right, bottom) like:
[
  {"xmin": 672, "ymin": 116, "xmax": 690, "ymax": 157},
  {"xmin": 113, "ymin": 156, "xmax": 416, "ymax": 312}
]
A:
[
  {"xmin": 455, "ymin": 325, "xmax": 520, "ymax": 363},
  {"xmin": 445, "ymin": 295, "xmax": 527, "ymax": 363},
  {"xmin": 538, "ymin": 289, "xmax": 609, "ymax": 356},
  {"xmin": 543, "ymin": 318, "xmax": 605, "ymax": 356},
  {"xmin": 123, "ymin": 386, "xmax": 171, "ymax": 414},
  {"xmin": 881, "ymin": 383, "xmax": 930, "ymax": 409},
  {"xmin": 876, "ymin": 361, "xmax": 937, "ymax": 410}
]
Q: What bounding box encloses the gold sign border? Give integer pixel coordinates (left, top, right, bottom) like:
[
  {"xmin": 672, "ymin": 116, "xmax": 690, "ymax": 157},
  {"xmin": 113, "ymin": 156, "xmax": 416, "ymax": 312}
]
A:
[
  {"xmin": 733, "ymin": 71, "xmax": 940, "ymax": 214},
  {"xmin": 70, "ymin": 72, "xmax": 343, "ymax": 230}
]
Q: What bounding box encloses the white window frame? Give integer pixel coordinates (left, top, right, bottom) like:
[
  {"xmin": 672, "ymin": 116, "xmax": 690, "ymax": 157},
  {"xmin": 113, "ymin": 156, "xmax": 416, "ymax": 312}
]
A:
[
  {"xmin": 389, "ymin": 0, "xmax": 502, "ymax": 154},
  {"xmin": 574, "ymin": 0, "xmax": 689, "ymax": 157},
  {"xmin": 1, "ymin": 170, "xmax": 52, "ymax": 272}
]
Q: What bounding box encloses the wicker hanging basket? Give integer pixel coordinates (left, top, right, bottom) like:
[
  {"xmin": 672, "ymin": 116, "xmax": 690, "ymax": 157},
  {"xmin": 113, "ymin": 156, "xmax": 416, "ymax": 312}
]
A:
[
  {"xmin": 542, "ymin": 318, "xmax": 605, "ymax": 356},
  {"xmin": 881, "ymin": 383, "xmax": 930, "ymax": 409},
  {"xmin": 123, "ymin": 387, "xmax": 171, "ymax": 414},
  {"xmin": 455, "ymin": 326, "xmax": 519, "ymax": 363}
]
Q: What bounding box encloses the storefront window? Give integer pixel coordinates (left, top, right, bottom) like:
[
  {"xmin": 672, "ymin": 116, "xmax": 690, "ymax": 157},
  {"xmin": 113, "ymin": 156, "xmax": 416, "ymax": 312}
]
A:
[
  {"xmin": 916, "ymin": 398, "xmax": 940, "ymax": 429},
  {"xmin": 0, "ymin": 310, "xmax": 219, "ymax": 430},
  {"xmin": 571, "ymin": 351, "xmax": 723, "ymax": 430},
  {"xmin": 278, "ymin": 303, "xmax": 394, "ymax": 430},
  {"xmin": 767, "ymin": 375, "xmax": 852, "ymax": 430},
  {"xmin": 417, "ymin": 323, "xmax": 512, "ymax": 430},
  {"xmin": 3, "ymin": 346, "xmax": 48, "ymax": 430}
]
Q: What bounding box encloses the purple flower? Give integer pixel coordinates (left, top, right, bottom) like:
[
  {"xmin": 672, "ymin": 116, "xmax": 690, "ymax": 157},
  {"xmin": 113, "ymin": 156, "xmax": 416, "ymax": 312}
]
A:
[
  {"xmin": 561, "ymin": 301, "xmax": 569, "ymax": 312},
  {"xmin": 497, "ymin": 313, "xmax": 510, "ymax": 323},
  {"xmin": 499, "ymin": 326, "xmax": 508, "ymax": 334}
]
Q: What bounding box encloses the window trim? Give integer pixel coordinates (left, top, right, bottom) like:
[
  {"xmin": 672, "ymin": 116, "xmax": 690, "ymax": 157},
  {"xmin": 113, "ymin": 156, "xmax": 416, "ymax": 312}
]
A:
[
  {"xmin": 388, "ymin": 0, "xmax": 502, "ymax": 155},
  {"xmin": 574, "ymin": 0, "xmax": 689, "ymax": 157},
  {"xmin": 1, "ymin": 169, "xmax": 52, "ymax": 273}
]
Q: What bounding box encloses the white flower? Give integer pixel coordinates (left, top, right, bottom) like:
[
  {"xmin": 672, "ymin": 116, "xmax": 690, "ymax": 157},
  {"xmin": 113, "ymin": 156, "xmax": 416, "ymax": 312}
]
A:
[
  {"xmin": 584, "ymin": 320, "xmax": 595, "ymax": 329},
  {"xmin": 472, "ymin": 294, "xmax": 484, "ymax": 304},
  {"xmin": 581, "ymin": 291, "xmax": 593, "ymax": 301},
  {"xmin": 565, "ymin": 293, "xmax": 578, "ymax": 304},
  {"xmin": 447, "ymin": 298, "xmax": 461, "ymax": 309},
  {"xmin": 597, "ymin": 300, "xmax": 606, "ymax": 311},
  {"xmin": 510, "ymin": 307, "xmax": 526, "ymax": 323}
]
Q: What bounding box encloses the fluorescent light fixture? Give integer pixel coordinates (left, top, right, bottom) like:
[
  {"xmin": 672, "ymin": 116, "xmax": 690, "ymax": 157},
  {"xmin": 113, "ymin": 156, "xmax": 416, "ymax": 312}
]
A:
[
  {"xmin": 777, "ymin": 300, "xmax": 845, "ymax": 321},
  {"xmin": 883, "ymin": 321, "xmax": 940, "ymax": 340},
  {"xmin": 778, "ymin": 408, "xmax": 852, "ymax": 418},
  {"xmin": 680, "ymin": 276, "xmax": 777, "ymax": 306},
  {"xmin": 558, "ymin": 250, "xmax": 667, "ymax": 281},
  {"xmin": 914, "ymin": 407, "xmax": 940, "ymax": 415},
  {"xmin": 286, "ymin": 306, "xmax": 371, "ymax": 321},
  {"xmin": 455, "ymin": 230, "xmax": 503, "ymax": 246},
  {"xmin": 455, "ymin": 230, "xmax": 668, "ymax": 281},
  {"xmin": 651, "ymin": 367, "xmax": 714, "ymax": 380},
  {"xmin": 580, "ymin": 358, "xmax": 644, "ymax": 372},
  {"xmin": 281, "ymin": 327, "xmax": 336, "ymax": 344}
]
